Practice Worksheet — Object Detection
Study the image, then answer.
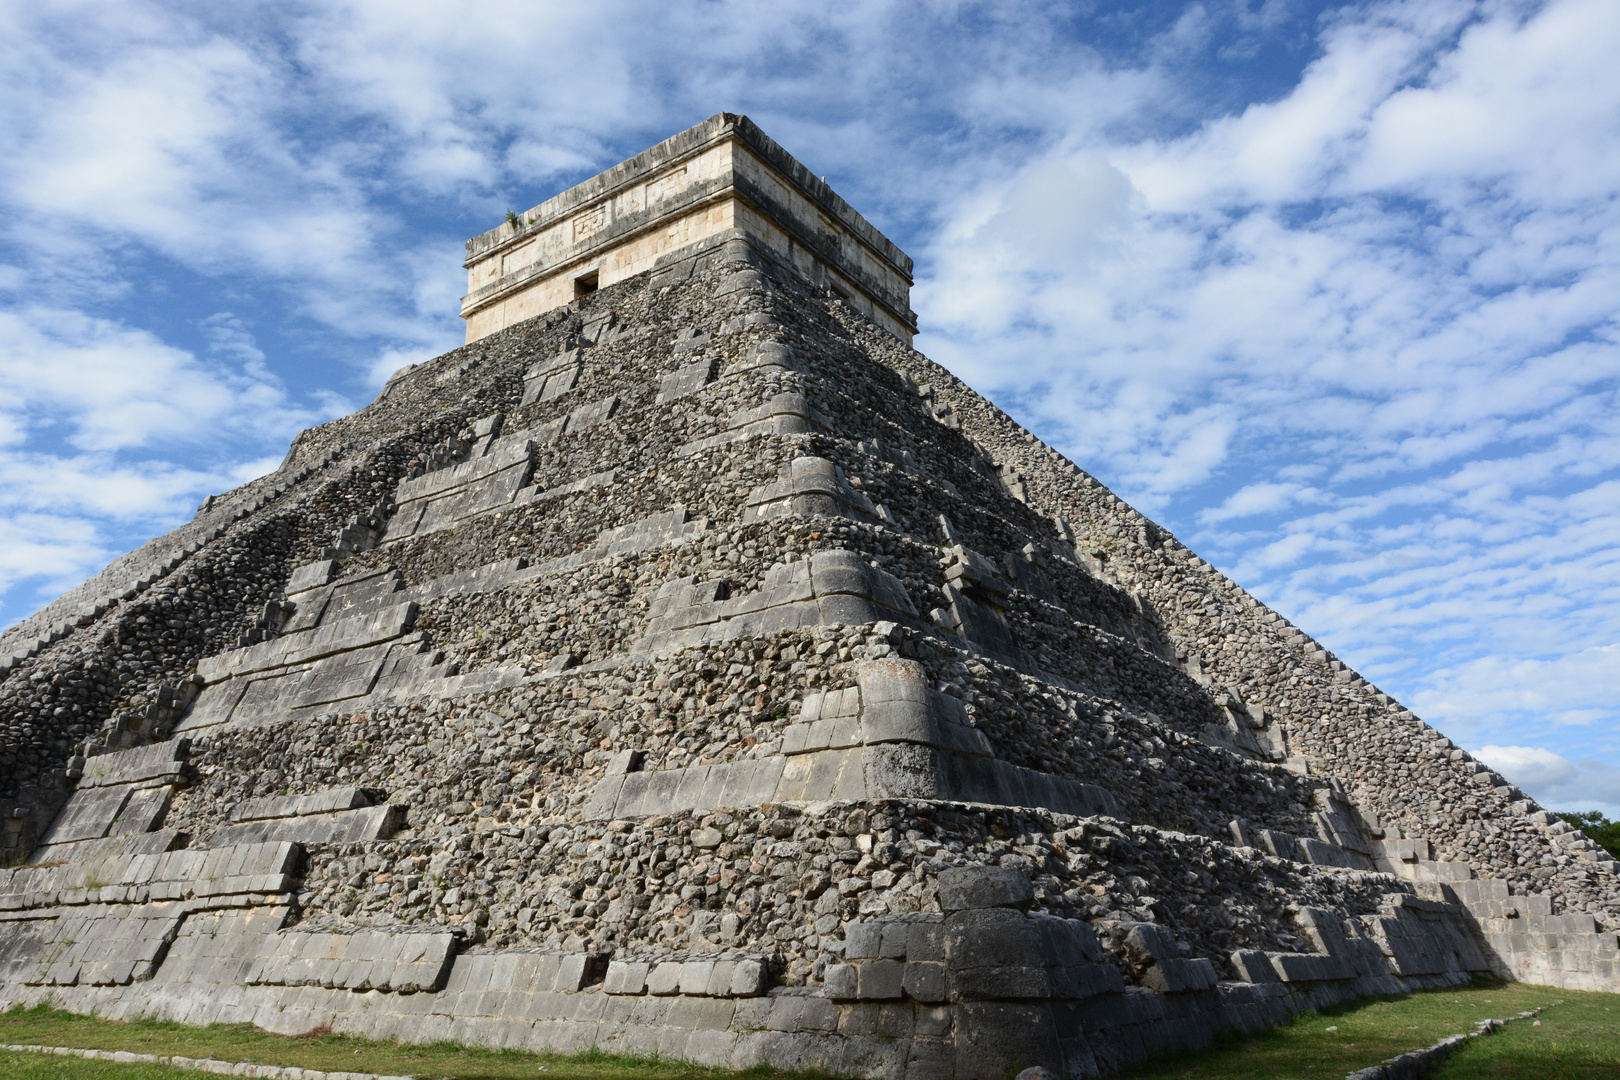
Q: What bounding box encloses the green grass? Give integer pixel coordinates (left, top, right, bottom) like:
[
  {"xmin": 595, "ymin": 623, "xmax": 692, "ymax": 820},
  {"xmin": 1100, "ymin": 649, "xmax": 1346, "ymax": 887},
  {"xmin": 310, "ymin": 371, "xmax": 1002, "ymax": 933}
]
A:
[
  {"xmin": 1120, "ymin": 979, "xmax": 1620, "ymax": 1080},
  {"xmin": 0, "ymin": 980, "xmax": 1616, "ymax": 1080},
  {"xmin": 0, "ymin": 1003, "xmax": 826, "ymax": 1080},
  {"xmin": 1430, "ymin": 989, "xmax": 1620, "ymax": 1079},
  {"xmin": 0, "ymin": 1055, "xmax": 190, "ymax": 1080}
]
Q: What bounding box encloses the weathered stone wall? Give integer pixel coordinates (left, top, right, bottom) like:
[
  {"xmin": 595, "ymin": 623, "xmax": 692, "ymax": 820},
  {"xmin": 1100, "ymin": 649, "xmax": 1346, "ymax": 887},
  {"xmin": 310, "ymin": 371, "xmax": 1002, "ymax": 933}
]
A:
[
  {"xmin": 461, "ymin": 114, "xmax": 917, "ymax": 344},
  {"xmin": 863, "ymin": 330, "xmax": 1618, "ymax": 920},
  {"xmin": 1, "ymin": 219, "xmax": 1615, "ymax": 1079}
]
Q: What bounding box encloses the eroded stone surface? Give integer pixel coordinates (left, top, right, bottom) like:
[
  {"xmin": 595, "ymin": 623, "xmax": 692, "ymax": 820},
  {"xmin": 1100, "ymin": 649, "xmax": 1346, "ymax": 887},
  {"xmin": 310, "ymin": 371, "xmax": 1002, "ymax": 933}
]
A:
[{"xmin": 1, "ymin": 119, "xmax": 1615, "ymax": 1079}]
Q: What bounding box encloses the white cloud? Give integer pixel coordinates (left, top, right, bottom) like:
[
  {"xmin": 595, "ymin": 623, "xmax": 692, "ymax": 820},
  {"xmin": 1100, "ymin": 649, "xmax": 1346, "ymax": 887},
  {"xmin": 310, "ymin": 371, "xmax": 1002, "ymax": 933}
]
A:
[
  {"xmin": 912, "ymin": 0, "xmax": 1620, "ymax": 783},
  {"xmin": 1200, "ymin": 481, "xmax": 1321, "ymax": 524},
  {"xmin": 0, "ymin": 0, "xmax": 1615, "ymax": 798},
  {"xmin": 1351, "ymin": 0, "xmax": 1620, "ymax": 202},
  {"xmin": 1475, "ymin": 744, "xmax": 1620, "ymax": 817},
  {"xmin": 0, "ymin": 304, "xmax": 322, "ymax": 626},
  {"xmin": 0, "ymin": 512, "xmax": 108, "ymax": 603},
  {"xmin": 0, "ymin": 307, "xmax": 300, "ymax": 454},
  {"xmin": 200, "ymin": 313, "xmax": 267, "ymax": 367},
  {"xmin": 1412, "ymin": 646, "xmax": 1620, "ymax": 736},
  {"xmin": 365, "ymin": 347, "xmax": 437, "ymax": 393},
  {"xmin": 0, "ymin": 3, "xmax": 458, "ymax": 358}
]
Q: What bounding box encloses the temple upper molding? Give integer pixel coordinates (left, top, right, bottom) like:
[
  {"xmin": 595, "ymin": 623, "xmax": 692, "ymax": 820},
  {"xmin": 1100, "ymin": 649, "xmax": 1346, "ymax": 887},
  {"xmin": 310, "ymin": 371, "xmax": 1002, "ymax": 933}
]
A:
[{"xmin": 460, "ymin": 113, "xmax": 917, "ymax": 344}]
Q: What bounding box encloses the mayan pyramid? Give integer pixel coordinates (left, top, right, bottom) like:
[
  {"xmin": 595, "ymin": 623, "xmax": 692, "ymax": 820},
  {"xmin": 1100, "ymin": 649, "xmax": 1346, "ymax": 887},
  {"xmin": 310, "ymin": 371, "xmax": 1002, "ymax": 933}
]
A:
[{"xmin": 0, "ymin": 114, "xmax": 1615, "ymax": 1078}]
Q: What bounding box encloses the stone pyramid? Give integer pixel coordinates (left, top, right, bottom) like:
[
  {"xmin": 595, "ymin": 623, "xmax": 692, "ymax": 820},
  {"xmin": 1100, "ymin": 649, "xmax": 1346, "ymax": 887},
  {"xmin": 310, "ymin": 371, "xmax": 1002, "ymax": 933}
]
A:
[{"xmin": 0, "ymin": 114, "xmax": 1615, "ymax": 1079}]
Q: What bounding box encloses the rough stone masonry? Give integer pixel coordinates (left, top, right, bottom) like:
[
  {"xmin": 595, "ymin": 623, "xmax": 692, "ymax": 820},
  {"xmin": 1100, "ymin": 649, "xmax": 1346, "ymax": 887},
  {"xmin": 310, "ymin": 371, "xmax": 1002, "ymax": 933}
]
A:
[{"xmin": 0, "ymin": 114, "xmax": 1615, "ymax": 1079}]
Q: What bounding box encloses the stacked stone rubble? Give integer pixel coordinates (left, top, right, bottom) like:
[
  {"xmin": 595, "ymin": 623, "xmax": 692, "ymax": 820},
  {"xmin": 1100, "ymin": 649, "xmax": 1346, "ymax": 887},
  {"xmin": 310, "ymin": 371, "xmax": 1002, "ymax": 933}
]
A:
[{"xmin": 0, "ymin": 210, "xmax": 1615, "ymax": 1078}]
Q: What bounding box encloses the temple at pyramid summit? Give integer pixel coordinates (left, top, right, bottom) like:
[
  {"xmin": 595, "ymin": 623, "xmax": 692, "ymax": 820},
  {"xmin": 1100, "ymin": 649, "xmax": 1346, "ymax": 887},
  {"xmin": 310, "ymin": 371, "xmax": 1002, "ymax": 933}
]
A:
[
  {"xmin": 0, "ymin": 113, "xmax": 1614, "ymax": 1078},
  {"xmin": 460, "ymin": 115, "xmax": 917, "ymax": 345}
]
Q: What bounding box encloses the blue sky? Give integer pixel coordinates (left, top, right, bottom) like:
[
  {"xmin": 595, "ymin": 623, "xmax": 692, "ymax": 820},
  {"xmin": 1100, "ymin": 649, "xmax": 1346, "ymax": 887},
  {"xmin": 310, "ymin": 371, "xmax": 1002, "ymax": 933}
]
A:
[{"xmin": 1, "ymin": 0, "xmax": 1616, "ymax": 814}]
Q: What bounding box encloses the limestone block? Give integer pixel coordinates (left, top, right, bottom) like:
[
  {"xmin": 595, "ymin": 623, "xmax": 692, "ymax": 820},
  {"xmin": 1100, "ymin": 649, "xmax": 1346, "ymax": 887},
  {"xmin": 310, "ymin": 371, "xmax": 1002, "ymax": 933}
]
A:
[
  {"xmin": 822, "ymin": 963, "xmax": 858, "ymax": 1001},
  {"xmin": 764, "ymin": 996, "xmax": 805, "ymax": 1032},
  {"xmin": 1031, "ymin": 916, "xmax": 1100, "ymax": 974},
  {"xmin": 564, "ymin": 395, "xmax": 619, "ymax": 435},
  {"xmin": 385, "ymin": 441, "xmax": 535, "ymax": 544},
  {"xmin": 942, "ymin": 546, "xmax": 1009, "ymax": 597},
  {"xmin": 1140, "ymin": 957, "xmax": 1218, "ymax": 994},
  {"xmin": 936, "ymin": 583, "xmax": 1021, "ymax": 660},
  {"xmin": 556, "ymin": 953, "xmax": 597, "ymax": 992},
  {"xmin": 861, "ymin": 743, "xmax": 941, "ymax": 801},
  {"xmin": 36, "ymin": 787, "xmax": 132, "ymax": 845},
  {"xmin": 952, "ymin": 1002, "xmax": 1065, "ymax": 1080},
  {"xmin": 735, "ymin": 341, "xmax": 798, "ymax": 373},
  {"xmin": 907, "ymin": 921, "xmax": 945, "ymax": 962},
  {"xmin": 209, "ymin": 803, "xmax": 405, "ymax": 847},
  {"xmin": 784, "ymin": 747, "xmax": 866, "ymax": 802},
  {"xmin": 305, "ymin": 567, "xmax": 405, "ymax": 627},
  {"xmin": 647, "ymin": 962, "xmax": 683, "ymax": 995},
  {"xmin": 1229, "ymin": 949, "xmax": 1280, "ymax": 983},
  {"xmin": 854, "ymin": 660, "xmax": 927, "ymax": 724},
  {"xmin": 525, "ymin": 349, "xmax": 584, "ymax": 382},
  {"xmin": 716, "ymin": 268, "xmax": 767, "ymax": 295},
  {"xmin": 844, "ymin": 921, "xmax": 883, "ymax": 959},
  {"xmin": 596, "ymin": 507, "xmax": 708, "ymax": 558},
  {"xmin": 106, "ymin": 786, "xmax": 173, "ymax": 837},
  {"xmin": 730, "ymin": 959, "xmax": 768, "ymax": 997},
  {"xmin": 809, "ymin": 551, "xmax": 917, "ymax": 616},
  {"xmin": 522, "ymin": 358, "xmax": 583, "ymax": 405},
  {"xmin": 1124, "ymin": 922, "xmax": 1177, "ymax": 965},
  {"xmin": 1063, "ymin": 917, "xmax": 1106, "ymax": 965},
  {"xmin": 937, "ymin": 866, "xmax": 1034, "ymax": 911},
  {"xmin": 528, "ymin": 468, "xmax": 619, "ymax": 506},
  {"xmin": 906, "ymin": 1036, "xmax": 955, "ymax": 1080},
  {"xmin": 743, "ymin": 456, "xmax": 878, "ymax": 524},
  {"xmin": 734, "ymin": 392, "xmax": 811, "ymax": 432},
  {"xmin": 902, "ymin": 961, "xmax": 946, "ymax": 1003},
  {"xmin": 76, "ymin": 741, "xmax": 190, "ymax": 789},
  {"xmin": 861, "ymin": 706, "xmax": 990, "ymax": 759},
  {"xmin": 657, "ymin": 358, "xmax": 717, "ymax": 404},
  {"xmin": 232, "ymin": 786, "xmax": 373, "ymax": 822},
  {"xmin": 604, "ymin": 750, "xmax": 646, "ymax": 776},
  {"xmin": 703, "ymin": 960, "xmax": 736, "ymax": 996},
  {"xmin": 944, "ymin": 908, "xmax": 1050, "ymax": 1000},
  {"xmin": 639, "ymin": 545, "xmax": 915, "ymax": 650},
  {"xmin": 855, "ymin": 959, "xmax": 904, "ymax": 1000},
  {"xmin": 1410, "ymin": 860, "xmax": 1475, "ymax": 883},
  {"xmin": 676, "ymin": 764, "xmax": 716, "ymax": 808},
  {"xmin": 272, "ymin": 602, "xmax": 419, "ymax": 671},
  {"xmin": 1257, "ymin": 829, "xmax": 1300, "ymax": 861},
  {"xmin": 1268, "ymin": 952, "xmax": 1355, "ymax": 983},
  {"xmin": 1297, "ymin": 837, "xmax": 1360, "ymax": 869},
  {"xmin": 285, "ymin": 559, "xmax": 338, "ymax": 596},
  {"xmin": 879, "ymin": 922, "xmax": 910, "ymax": 959}
]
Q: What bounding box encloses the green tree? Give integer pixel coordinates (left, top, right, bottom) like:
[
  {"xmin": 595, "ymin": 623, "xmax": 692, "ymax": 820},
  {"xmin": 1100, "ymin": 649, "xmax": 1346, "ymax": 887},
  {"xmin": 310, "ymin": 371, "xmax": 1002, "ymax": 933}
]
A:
[{"xmin": 1557, "ymin": 811, "xmax": 1620, "ymax": 858}]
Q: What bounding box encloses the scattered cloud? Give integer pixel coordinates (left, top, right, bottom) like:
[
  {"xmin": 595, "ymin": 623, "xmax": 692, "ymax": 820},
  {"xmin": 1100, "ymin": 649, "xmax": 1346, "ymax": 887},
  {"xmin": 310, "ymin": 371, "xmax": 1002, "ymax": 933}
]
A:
[
  {"xmin": 0, "ymin": 0, "xmax": 1615, "ymax": 792},
  {"xmin": 0, "ymin": 307, "xmax": 302, "ymax": 455},
  {"xmin": 915, "ymin": 0, "xmax": 1620, "ymax": 781},
  {"xmin": 1414, "ymin": 646, "xmax": 1620, "ymax": 737},
  {"xmin": 0, "ymin": 304, "xmax": 323, "ymax": 615},
  {"xmin": 1475, "ymin": 745, "xmax": 1620, "ymax": 818},
  {"xmin": 0, "ymin": 512, "xmax": 108, "ymax": 609}
]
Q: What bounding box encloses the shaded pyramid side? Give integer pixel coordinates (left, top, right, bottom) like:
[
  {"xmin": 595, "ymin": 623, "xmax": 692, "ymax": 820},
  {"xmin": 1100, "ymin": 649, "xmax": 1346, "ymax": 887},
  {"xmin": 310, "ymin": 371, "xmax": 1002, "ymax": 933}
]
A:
[{"xmin": 0, "ymin": 229, "xmax": 1613, "ymax": 1079}]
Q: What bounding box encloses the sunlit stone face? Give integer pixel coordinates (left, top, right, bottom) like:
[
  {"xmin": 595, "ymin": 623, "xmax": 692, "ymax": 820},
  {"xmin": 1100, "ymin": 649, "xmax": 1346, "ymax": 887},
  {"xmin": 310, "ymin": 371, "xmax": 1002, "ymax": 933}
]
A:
[{"xmin": 461, "ymin": 113, "xmax": 916, "ymax": 344}]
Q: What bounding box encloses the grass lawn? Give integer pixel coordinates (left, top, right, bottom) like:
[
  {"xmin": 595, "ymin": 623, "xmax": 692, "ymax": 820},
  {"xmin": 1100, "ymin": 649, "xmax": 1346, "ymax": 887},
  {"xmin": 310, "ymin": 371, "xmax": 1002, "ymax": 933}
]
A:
[
  {"xmin": 0, "ymin": 979, "xmax": 1615, "ymax": 1080},
  {"xmin": 1429, "ymin": 988, "xmax": 1620, "ymax": 1080},
  {"xmin": 0, "ymin": 1002, "xmax": 821, "ymax": 1080},
  {"xmin": 1121, "ymin": 979, "xmax": 1620, "ymax": 1080}
]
